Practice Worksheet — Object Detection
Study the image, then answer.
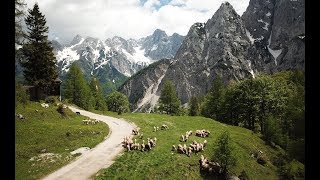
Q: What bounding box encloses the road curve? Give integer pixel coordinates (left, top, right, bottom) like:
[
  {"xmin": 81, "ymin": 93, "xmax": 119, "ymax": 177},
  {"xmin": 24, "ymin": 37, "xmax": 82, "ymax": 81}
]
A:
[{"xmin": 43, "ymin": 106, "xmax": 136, "ymax": 180}]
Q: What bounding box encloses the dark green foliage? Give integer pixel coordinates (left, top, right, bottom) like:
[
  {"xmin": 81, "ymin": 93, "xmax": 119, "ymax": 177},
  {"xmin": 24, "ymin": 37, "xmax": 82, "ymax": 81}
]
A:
[
  {"xmin": 213, "ymin": 131, "xmax": 236, "ymax": 172},
  {"xmin": 278, "ymin": 160, "xmax": 305, "ymax": 180},
  {"xmin": 158, "ymin": 80, "xmax": 181, "ymax": 115},
  {"xmin": 45, "ymin": 96, "xmax": 59, "ymax": 104},
  {"xmin": 21, "ymin": 3, "xmax": 58, "ymax": 98},
  {"xmin": 238, "ymin": 170, "xmax": 249, "ymax": 180},
  {"xmin": 105, "ymin": 91, "xmax": 130, "ymax": 114},
  {"xmin": 201, "ymin": 76, "xmax": 225, "ymax": 120},
  {"xmin": 56, "ymin": 104, "xmax": 71, "ymax": 117},
  {"xmin": 63, "ymin": 63, "xmax": 94, "ymax": 110},
  {"xmin": 189, "ymin": 96, "xmax": 200, "ymax": 116},
  {"xmin": 264, "ymin": 115, "xmax": 288, "ymax": 148},
  {"xmin": 15, "ymin": 83, "xmax": 29, "ymax": 105},
  {"xmin": 89, "ymin": 76, "xmax": 107, "ymax": 111}
]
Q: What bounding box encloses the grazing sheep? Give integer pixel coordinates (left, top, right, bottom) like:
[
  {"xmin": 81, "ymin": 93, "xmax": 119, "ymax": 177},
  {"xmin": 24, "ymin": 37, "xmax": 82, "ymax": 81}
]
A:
[
  {"xmin": 153, "ymin": 137, "xmax": 157, "ymax": 144},
  {"xmin": 161, "ymin": 124, "xmax": 168, "ymax": 130},
  {"xmin": 172, "ymin": 145, "xmax": 176, "ymax": 151},
  {"xmin": 139, "ymin": 133, "xmax": 144, "ymax": 139},
  {"xmin": 180, "ymin": 135, "xmax": 185, "ymax": 142},
  {"xmin": 183, "ymin": 144, "xmax": 187, "ymax": 154},
  {"xmin": 132, "ymin": 129, "xmax": 139, "ymax": 135},
  {"xmin": 177, "ymin": 144, "xmax": 184, "ymax": 154},
  {"xmin": 153, "ymin": 126, "xmax": 157, "ymax": 132},
  {"xmin": 126, "ymin": 144, "xmax": 131, "ymax": 152},
  {"xmin": 16, "ymin": 114, "xmax": 25, "ymax": 120},
  {"xmin": 149, "ymin": 139, "xmax": 155, "ymax": 147},
  {"xmin": 141, "ymin": 140, "xmax": 145, "ymax": 152},
  {"xmin": 203, "ymin": 140, "xmax": 207, "ymax": 147},
  {"xmin": 145, "ymin": 141, "xmax": 151, "ymax": 151},
  {"xmin": 187, "ymin": 147, "xmax": 193, "ymax": 157},
  {"xmin": 41, "ymin": 103, "xmax": 49, "ymax": 108},
  {"xmin": 199, "ymin": 156, "xmax": 223, "ymax": 174}
]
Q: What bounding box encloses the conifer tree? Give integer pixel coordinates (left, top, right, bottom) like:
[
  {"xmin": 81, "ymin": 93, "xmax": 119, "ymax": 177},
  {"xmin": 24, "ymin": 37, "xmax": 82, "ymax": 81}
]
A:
[
  {"xmin": 89, "ymin": 76, "xmax": 107, "ymax": 111},
  {"xmin": 21, "ymin": 3, "xmax": 57, "ymax": 97},
  {"xmin": 159, "ymin": 80, "xmax": 181, "ymax": 115},
  {"xmin": 63, "ymin": 63, "xmax": 94, "ymax": 110},
  {"xmin": 189, "ymin": 96, "xmax": 200, "ymax": 116}
]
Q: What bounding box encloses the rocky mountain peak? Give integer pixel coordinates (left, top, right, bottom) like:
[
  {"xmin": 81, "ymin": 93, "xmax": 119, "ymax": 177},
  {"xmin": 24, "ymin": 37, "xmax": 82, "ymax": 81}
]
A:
[{"xmin": 70, "ymin": 34, "xmax": 83, "ymax": 46}]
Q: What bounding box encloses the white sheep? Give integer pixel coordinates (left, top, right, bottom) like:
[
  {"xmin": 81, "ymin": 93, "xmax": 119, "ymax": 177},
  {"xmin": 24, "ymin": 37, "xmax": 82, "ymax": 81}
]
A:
[{"xmin": 203, "ymin": 140, "xmax": 207, "ymax": 147}]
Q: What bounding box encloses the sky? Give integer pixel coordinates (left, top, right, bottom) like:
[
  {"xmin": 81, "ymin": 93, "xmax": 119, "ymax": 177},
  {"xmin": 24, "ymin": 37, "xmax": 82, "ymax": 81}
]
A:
[{"xmin": 24, "ymin": 0, "xmax": 250, "ymax": 44}]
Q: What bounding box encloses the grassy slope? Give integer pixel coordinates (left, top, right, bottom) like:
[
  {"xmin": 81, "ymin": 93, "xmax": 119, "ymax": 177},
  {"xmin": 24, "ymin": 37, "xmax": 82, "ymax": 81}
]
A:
[
  {"xmin": 94, "ymin": 112, "xmax": 283, "ymax": 180},
  {"xmin": 15, "ymin": 102, "xmax": 109, "ymax": 180}
]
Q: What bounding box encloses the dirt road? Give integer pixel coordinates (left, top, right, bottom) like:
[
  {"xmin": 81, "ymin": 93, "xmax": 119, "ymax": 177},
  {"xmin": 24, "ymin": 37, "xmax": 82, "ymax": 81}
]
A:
[{"xmin": 43, "ymin": 106, "xmax": 136, "ymax": 180}]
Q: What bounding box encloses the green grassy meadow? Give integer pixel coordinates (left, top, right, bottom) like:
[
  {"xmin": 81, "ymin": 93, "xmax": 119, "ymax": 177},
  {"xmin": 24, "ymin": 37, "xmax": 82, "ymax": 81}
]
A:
[
  {"xmin": 15, "ymin": 102, "xmax": 109, "ymax": 180},
  {"xmin": 94, "ymin": 111, "xmax": 284, "ymax": 180}
]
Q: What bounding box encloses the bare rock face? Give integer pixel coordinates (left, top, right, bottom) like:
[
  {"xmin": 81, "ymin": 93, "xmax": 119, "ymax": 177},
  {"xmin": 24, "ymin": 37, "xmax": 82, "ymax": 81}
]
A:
[
  {"xmin": 164, "ymin": 2, "xmax": 254, "ymax": 104},
  {"xmin": 242, "ymin": 0, "xmax": 305, "ymax": 71},
  {"xmin": 119, "ymin": 59, "xmax": 172, "ymax": 112},
  {"xmin": 118, "ymin": 0, "xmax": 305, "ymax": 112}
]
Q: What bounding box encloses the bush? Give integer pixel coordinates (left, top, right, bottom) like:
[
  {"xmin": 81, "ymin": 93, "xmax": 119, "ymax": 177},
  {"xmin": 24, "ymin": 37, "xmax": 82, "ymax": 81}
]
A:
[
  {"xmin": 213, "ymin": 131, "xmax": 236, "ymax": 172},
  {"xmin": 105, "ymin": 91, "xmax": 130, "ymax": 113},
  {"xmin": 57, "ymin": 104, "xmax": 73, "ymax": 117},
  {"xmin": 45, "ymin": 96, "xmax": 59, "ymax": 104},
  {"xmin": 15, "ymin": 83, "xmax": 29, "ymax": 105},
  {"xmin": 238, "ymin": 170, "xmax": 249, "ymax": 180},
  {"xmin": 257, "ymin": 156, "xmax": 267, "ymax": 165},
  {"xmin": 279, "ymin": 160, "xmax": 305, "ymax": 180}
]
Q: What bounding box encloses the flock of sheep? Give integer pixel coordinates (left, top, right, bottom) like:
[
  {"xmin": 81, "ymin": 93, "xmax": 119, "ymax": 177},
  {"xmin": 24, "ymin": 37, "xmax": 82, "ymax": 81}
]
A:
[
  {"xmin": 172, "ymin": 129, "xmax": 210, "ymax": 157},
  {"xmin": 82, "ymin": 119, "xmax": 100, "ymax": 125},
  {"xmin": 122, "ymin": 125, "xmax": 224, "ymax": 175},
  {"xmin": 199, "ymin": 155, "xmax": 224, "ymax": 175}
]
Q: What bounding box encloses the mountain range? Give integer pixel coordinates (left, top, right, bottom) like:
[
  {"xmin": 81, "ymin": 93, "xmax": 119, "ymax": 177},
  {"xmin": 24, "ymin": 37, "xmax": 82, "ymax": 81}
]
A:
[
  {"xmin": 50, "ymin": 29, "xmax": 184, "ymax": 94},
  {"xmin": 119, "ymin": 0, "xmax": 305, "ymax": 112}
]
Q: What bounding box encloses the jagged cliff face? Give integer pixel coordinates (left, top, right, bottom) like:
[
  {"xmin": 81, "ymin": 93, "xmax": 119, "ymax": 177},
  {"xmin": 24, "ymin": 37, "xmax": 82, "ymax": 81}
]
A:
[
  {"xmin": 242, "ymin": 0, "xmax": 305, "ymax": 71},
  {"xmin": 119, "ymin": 59, "xmax": 172, "ymax": 112},
  {"xmin": 163, "ymin": 2, "xmax": 255, "ymax": 104},
  {"xmin": 120, "ymin": 1, "xmax": 305, "ymax": 112}
]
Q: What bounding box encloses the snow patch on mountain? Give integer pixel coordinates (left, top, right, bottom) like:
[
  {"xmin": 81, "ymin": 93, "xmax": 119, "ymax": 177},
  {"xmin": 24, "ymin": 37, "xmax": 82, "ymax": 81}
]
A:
[
  {"xmin": 245, "ymin": 29, "xmax": 255, "ymax": 44},
  {"xmin": 267, "ymin": 32, "xmax": 283, "ymax": 65}
]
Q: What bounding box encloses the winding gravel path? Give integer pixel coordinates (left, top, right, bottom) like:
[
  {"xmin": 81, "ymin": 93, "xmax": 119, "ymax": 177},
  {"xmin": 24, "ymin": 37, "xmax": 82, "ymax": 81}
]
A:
[{"xmin": 43, "ymin": 106, "xmax": 136, "ymax": 180}]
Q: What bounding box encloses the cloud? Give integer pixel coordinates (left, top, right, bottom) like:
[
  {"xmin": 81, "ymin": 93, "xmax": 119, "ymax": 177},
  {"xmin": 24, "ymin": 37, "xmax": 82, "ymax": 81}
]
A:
[{"xmin": 24, "ymin": 0, "xmax": 250, "ymax": 44}]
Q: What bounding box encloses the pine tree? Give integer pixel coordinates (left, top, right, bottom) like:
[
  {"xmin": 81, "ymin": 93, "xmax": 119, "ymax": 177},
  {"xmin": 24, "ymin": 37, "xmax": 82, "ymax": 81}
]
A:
[
  {"xmin": 89, "ymin": 76, "xmax": 107, "ymax": 111},
  {"xmin": 201, "ymin": 76, "xmax": 225, "ymax": 120},
  {"xmin": 63, "ymin": 63, "xmax": 94, "ymax": 110},
  {"xmin": 159, "ymin": 80, "xmax": 181, "ymax": 115},
  {"xmin": 189, "ymin": 96, "xmax": 200, "ymax": 116},
  {"xmin": 21, "ymin": 3, "xmax": 57, "ymax": 98},
  {"xmin": 214, "ymin": 131, "xmax": 236, "ymax": 172}
]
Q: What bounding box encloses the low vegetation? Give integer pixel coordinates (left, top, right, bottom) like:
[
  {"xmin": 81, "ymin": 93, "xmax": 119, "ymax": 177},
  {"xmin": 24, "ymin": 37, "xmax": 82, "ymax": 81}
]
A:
[
  {"xmin": 94, "ymin": 112, "xmax": 289, "ymax": 179},
  {"xmin": 15, "ymin": 101, "xmax": 109, "ymax": 179}
]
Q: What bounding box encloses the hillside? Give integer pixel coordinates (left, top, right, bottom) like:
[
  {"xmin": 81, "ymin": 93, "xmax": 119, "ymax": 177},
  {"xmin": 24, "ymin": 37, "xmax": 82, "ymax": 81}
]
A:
[
  {"xmin": 93, "ymin": 112, "xmax": 297, "ymax": 179},
  {"xmin": 15, "ymin": 101, "xmax": 109, "ymax": 179}
]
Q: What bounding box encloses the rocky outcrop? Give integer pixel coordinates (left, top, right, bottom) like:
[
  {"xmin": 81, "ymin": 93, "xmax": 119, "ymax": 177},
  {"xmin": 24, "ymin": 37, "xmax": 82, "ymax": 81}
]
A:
[
  {"xmin": 164, "ymin": 2, "xmax": 254, "ymax": 104},
  {"xmin": 120, "ymin": 0, "xmax": 304, "ymax": 112},
  {"xmin": 242, "ymin": 0, "xmax": 305, "ymax": 71},
  {"xmin": 119, "ymin": 59, "xmax": 172, "ymax": 112}
]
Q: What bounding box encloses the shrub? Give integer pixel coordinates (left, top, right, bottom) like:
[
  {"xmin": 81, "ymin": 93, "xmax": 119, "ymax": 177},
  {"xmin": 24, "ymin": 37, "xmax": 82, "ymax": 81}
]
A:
[
  {"xmin": 238, "ymin": 170, "xmax": 249, "ymax": 180},
  {"xmin": 279, "ymin": 160, "xmax": 305, "ymax": 180},
  {"xmin": 45, "ymin": 96, "xmax": 59, "ymax": 104},
  {"xmin": 57, "ymin": 104, "xmax": 73, "ymax": 117},
  {"xmin": 213, "ymin": 131, "xmax": 236, "ymax": 172},
  {"xmin": 15, "ymin": 83, "xmax": 29, "ymax": 105}
]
